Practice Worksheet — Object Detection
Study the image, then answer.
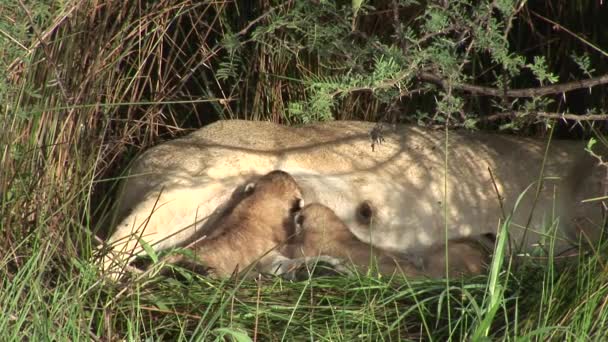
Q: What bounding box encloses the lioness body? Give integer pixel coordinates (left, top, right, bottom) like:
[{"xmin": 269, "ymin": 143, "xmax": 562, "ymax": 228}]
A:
[{"xmin": 104, "ymin": 120, "xmax": 605, "ymax": 273}]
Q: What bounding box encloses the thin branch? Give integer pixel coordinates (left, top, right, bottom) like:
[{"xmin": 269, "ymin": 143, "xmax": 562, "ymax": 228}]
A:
[
  {"xmin": 237, "ymin": 0, "xmax": 294, "ymax": 36},
  {"xmin": 391, "ymin": 0, "xmax": 407, "ymax": 53},
  {"xmin": 481, "ymin": 111, "xmax": 608, "ymax": 122},
  {"xmin": 178, "ymin": 1, "xmax": 293, "ymax": 95},
  {"xmin": 419, "ymin": 72, "xmax": 608, "ymax": 98},
  {"xmin": 18, "ymin": 0, "xmax": 70, "ymax": 102},
  {"xmin": 329, "ymin": 73, "xmax": 409, "ymax": 97},
  {"xmin": 531, "ymin": 11, "xmax": 608, "ymax": 59}
]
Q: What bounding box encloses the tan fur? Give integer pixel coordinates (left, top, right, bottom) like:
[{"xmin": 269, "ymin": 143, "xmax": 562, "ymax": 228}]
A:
[
  {"xmin": 290, "ymin": 203, "xmax": 421, "ymax": 276},
  {"xmin": 101, "ymin": 120, "xmax": 606, "ymax": 276},
  {"xmin": 292, "ymin": 203, "xmax": 492, "ymax": 277},
  {"xmin": 418, "ymin": 237, "xmax": 494, "ymax": 278},
  {"xmin": 163, "ymin": 170, "xmax": 304, "ymax": 278}
]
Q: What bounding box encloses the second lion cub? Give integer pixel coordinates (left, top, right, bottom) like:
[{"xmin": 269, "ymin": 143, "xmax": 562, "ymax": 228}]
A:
[{"xmin": 293, "ymin": 203, "xmax": 493, "ymax": 278}]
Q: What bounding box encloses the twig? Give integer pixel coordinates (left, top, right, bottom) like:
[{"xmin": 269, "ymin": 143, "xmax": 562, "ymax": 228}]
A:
[
  {"xmin": 253, "ymin": 275, "xmax": 262, "ymax": 342},
  {"xmin": 329, "ymin": 72, "xmax": 410, "ymax": 97},
  {"xmin": 487, "ymin": 167, "xmax": 506, "ymax": 221},
  {"xmin": 480, "ymin": 111, "xmax": 608, "ymax": 122},
  {"xmin": 531, "ymin": 11, "xmax": 608, "ymax": 59},
  {"xmin": 488, "ymin": 166, "xmax": 511, "ymax": 255},
  {"xmin": 17, "ymin": 0, "xmax": 70, "ymax": 102},
  {"xmin": 419, "ymin": 72, "xmax": 608, "ymax": 98},
  {"xmin": 519, "ymin": 124, "xmax": 555, "ymax": 253},
  {"xmin": 237, "ymin": 0, "xmax": 294, "ymax": 37},
  {"xmin": 391, "ymin": 0, "xmax": 406, "ymax": 53}
]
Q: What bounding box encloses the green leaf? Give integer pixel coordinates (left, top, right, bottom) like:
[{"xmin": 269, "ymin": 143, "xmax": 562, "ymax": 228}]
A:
[
  {"xmin": 213, "ymin": 328, "xmax": 253, "ymax": 342},
  {"xmin": 586, "ymin": 137, "xmax": 597, "ymax": 153},
  {"xmin": 139, "ymin": 239, "xmax": 158, "ymax": 264},
  {"xmin": 352, "ymin": 0, "xmax": 364, "ymax": 14}
]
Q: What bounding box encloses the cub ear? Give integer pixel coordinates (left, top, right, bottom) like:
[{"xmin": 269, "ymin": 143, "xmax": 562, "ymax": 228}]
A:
[{"xmin": 244, "ymin": 182, "xmax": 256, "ymax": 194}]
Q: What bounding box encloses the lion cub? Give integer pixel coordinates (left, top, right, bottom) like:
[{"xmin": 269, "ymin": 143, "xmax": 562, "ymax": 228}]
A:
[
  {"xmin": 291, "ymin": 203, "xmax": 421, "ymax": 276},
  {"xmin": 418, "ymin": 235, "xmax": 495, "ymax": 278},
  {"xmin": 167, "ymin": 170, "xmax": 305, "ymax": 278},
  {"xmin": 293, "ymin": 203, "xmax": 494, "ymax": 278}
]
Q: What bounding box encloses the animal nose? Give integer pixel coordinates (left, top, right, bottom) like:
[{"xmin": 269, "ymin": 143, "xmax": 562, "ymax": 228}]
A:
[{"xmin": 356, "ymin": 200, "xmax": 374, "ymax": 224}]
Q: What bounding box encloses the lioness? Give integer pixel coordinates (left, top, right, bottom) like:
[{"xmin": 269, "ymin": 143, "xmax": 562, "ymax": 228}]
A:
[
  {"xmin": 102, "ymin": 120, "xmax": 606, "ymax": 275},
  {"xmin": 162, "ymin": 170, "xmax": 307, "ymax": 278},
  {"xmin": 292, "ymin": 203, "xmax": 493, "ymax": 277}
]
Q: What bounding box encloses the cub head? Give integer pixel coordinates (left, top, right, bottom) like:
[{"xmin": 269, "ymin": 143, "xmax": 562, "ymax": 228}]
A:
[
  {"xmin": 294, "ymin": 203, "xmax": 350, "ymax": 239},
  {"xmin": 244, "ymin": 170, "xmax": 304, "ymax": 215}
]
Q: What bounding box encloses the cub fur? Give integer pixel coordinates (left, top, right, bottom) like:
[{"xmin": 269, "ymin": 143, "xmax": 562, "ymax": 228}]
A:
[
  {"xmin": 418, "ymin": 235, "xmax": 495, "ymax": 278},
  {"xmin": 290, "ymin": 203, "xmax": 420, "ymax": 276},
  {"xmin": 293, "ymin": 203, "xmax": 493, "ymax": 277},
  {"xmin": 164, "ymin": 170, "xmax": 304, "ymax": 278}
]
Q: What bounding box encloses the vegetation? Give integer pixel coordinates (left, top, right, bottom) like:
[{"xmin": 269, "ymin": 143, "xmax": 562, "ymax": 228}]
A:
[{"xmin": 1, "ymin": 0, "xmax": 608, "ymax": 340}]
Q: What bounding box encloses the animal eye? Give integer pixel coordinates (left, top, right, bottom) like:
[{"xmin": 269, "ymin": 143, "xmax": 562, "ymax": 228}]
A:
[
  {"xmin": 295, "ymin": 213, "xmax": 305, "ymax": 226},
  {"xmin": 356, "ymin": 201, "xmax": 374, "ymax": 224},
  {"xmin": 290, "ymin": 198, "xmax": 303, "ymax": 213},
  {"xmin": 243, "ymin": 182, "xmax": 256, "ymax": 194}
]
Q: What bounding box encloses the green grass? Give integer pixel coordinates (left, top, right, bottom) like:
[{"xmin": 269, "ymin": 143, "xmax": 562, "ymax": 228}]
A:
[
  {"xmin": 2, "ymin": 0, "xmax": 608, "ymax": 340},
  {"xmin": 2, "ymin": 216, "xmax": 607, "ymax": 340}
]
